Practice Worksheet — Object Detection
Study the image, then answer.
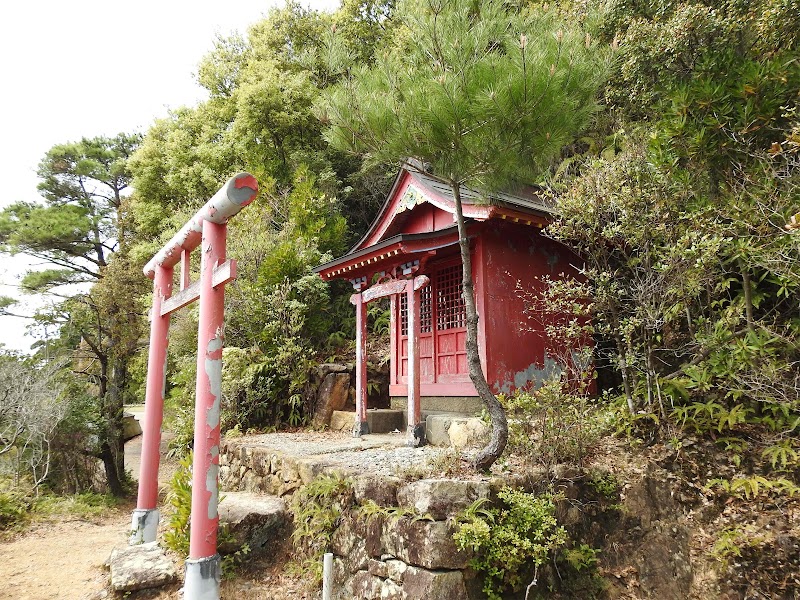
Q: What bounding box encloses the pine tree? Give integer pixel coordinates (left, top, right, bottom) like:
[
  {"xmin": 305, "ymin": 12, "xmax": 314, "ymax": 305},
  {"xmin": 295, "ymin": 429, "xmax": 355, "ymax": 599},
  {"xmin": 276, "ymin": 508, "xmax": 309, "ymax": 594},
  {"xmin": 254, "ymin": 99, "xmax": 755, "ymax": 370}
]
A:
[{"xmin": 319, "ymin": 0, "xmax": 606, "ymax": 468}]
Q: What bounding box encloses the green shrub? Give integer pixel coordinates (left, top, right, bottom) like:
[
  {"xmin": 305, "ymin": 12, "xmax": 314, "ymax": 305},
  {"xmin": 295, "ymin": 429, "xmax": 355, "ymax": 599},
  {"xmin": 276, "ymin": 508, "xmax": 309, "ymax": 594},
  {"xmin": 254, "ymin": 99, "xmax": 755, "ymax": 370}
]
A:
[
  {"xmin": 562, "ymin": 543, "xmax": 601, "ymax": 572},
  {"xmin": 163, "ymin": 452, "xmax": 249, "ymax": 576},
  {"xmin": 290, "ymin": 474, "xmax": 353, "ymax": 583},
  {"xmin": 34, "ymin": 491, "xmax": 117, "ymax": 518},
  {"xmin": 587, "ymin": 470, "xmax": 619, "ymax": 500},
  {"xmin": 454, "ymin": 487, "xmax": 568, "ymax": 600},
  {"xmin": 503, "ymin": 379, "xmax": 606, "ymax": 472},
  {"xmin": 0, "ymin": 481, "xmax": 32, "ymax": 530},
  {"xmin": 163, "ymin": 452, "xmax": 193, "ymax": 556}
]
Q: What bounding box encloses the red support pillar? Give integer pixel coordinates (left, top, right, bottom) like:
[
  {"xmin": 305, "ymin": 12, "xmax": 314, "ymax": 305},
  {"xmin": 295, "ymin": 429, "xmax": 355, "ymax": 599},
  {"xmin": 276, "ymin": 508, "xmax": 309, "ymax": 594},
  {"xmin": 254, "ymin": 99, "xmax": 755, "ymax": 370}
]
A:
[
  {"xmin": 406, "ymin": 281, "xmax": 424, "ymax": 446},
  {"xmin": 185, "ymin": 219, "xmax": 226, "ymax": 598},
  {"xmin": 130, "ymin": 264, "xmax": 173, "ymax": 543},
  {"xmin": 353, "ymin": 293, "xmax": 369, "ymax": 436}
]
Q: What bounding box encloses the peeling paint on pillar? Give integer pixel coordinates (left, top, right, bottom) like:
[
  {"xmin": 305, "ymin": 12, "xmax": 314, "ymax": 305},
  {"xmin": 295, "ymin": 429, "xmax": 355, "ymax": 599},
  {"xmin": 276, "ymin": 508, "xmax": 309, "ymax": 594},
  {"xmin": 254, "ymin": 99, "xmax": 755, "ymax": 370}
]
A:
[
  {"xmin": 135, "ymin": 265, "xmax": 174, "ymax": 527},
  {"xmin": 134, "ymin": 175, "xmax": 256, "ymax": 600},
  {"xmin": 189, "ymin": 218, "xmax": 227, "ymax": 562},
  {"xmin": 205, "ymin": 336, "xmax": 223, "ymax": 430},
  {"xmin": 204, "ymin": 335, "xmax": 223, "ymax": 522},
  {"xmin": 206, "ymin": 464, "xmax": 220, "ymax": 521}
]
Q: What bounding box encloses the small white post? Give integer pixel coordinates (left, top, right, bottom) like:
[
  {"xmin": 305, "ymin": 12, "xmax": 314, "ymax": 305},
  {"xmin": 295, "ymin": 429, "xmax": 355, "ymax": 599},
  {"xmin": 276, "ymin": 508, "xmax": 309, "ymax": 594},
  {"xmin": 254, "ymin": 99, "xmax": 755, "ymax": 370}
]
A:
[{"xmin": 322, "ymin": 552, "xmax": 334, "ymax": 600}]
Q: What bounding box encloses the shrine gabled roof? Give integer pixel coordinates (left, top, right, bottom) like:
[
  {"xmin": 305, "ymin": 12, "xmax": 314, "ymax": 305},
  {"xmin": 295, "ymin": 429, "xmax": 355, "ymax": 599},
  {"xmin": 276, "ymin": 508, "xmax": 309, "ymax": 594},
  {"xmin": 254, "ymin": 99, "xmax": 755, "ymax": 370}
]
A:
[
  {"xmin": 352, "ymin": 168, "xmax": 553, "ymax": 253},
  {"xmin": 313, "ymin": 225, "xmax": 462, "ymax": 281},
  {"xmin": 314, "ymin": 167, "xmax": 552, "ymax": 282}
]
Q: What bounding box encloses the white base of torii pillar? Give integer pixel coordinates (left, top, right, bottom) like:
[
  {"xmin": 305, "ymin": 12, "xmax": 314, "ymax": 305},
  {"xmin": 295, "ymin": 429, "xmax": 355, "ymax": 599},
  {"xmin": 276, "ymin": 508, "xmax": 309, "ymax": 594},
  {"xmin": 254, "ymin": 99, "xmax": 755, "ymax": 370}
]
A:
[{"xmin": 350, "ymin": 275, "xmax": 429, "ymax": 447}]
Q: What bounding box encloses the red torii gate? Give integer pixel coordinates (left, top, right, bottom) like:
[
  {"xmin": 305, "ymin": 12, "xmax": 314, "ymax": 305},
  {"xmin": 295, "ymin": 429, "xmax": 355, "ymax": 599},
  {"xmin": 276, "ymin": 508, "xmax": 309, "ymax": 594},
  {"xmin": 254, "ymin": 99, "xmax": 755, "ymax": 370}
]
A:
[
  {"xmin": 350, "ymin": 272, "xmax": 429, "ymax": 446},
  {"xmin": 130, "ymin": 173, "xmax": 258, "ymax": 600}
]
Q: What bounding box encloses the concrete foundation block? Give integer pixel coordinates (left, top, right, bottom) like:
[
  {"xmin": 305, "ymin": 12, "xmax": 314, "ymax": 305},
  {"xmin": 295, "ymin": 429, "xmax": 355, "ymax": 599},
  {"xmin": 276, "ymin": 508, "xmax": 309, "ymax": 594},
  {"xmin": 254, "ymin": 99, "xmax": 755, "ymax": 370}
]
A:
[
  {"xmin": 330, "ymin": 409, "xmax": 405, "ymax": 434},
  {"xmin": 425, "ymin": 414, "xmax": 488, "ymax": 449},
  {"xmin": 183, "ymin": 554, "xmax": 221, "ymax": 600}
]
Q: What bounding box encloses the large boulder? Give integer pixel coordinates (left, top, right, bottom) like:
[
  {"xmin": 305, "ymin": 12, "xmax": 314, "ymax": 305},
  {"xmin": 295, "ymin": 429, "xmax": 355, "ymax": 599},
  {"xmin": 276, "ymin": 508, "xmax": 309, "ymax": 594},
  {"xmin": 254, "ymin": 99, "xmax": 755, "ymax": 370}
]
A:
[
  {"xmin": 425, "ymin": 415, "xmax": 487, "ymax": 449},
  {"xmin": 109, "ymin": 542, "xmax": 177, "ymax": 592},
  {"xmin": 218, "ymin": 491, "xmax": 287, "ymax": 554},
  {"xmin": 353, "ymin": 474, "xmax": 401, "ymax": 507},
  {"xmin": 381, "ymin": 517, "xmax": 471, "ymax": 570},
  {"xmin": 313, "ymin": 371, "xmax": 351, "ymax": 428},
  {"xmin": 122, "ymin": 412, "xmax": 142, "ymax": 440},
  {"xmin": 403, "ymin": 566, "xmax": 469, "ymax": 600}
]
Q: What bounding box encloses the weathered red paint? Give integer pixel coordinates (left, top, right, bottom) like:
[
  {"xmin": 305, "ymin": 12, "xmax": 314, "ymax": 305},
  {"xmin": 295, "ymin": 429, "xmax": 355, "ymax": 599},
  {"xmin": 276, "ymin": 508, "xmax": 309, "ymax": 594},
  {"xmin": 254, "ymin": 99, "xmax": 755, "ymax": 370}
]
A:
[
  {"xmin": 134, "ymin": 173, "xmax": 257, "ymax": 578},
  {"xmin": 352, "ymin": 293, "xmax": 368, "ymax": 435},
  {"xmin": 481, "ymin": 220, "xmax": 586, "ymax": 395},
  {"xmin": 136, "ymin": 264, "xmax": 173, "ymax": 511},
  {"xmin": 406, "ymin": 280, "xmax": 421, "ymax": 442},
  {"xmin": 234, "ymin": 174, "xmax": 259, "ymax": 194},
  {"xmin": 143, "ymin": 173, "xmax": 258, "ymax": 277},
  {"xmin": 181, "ymin": 249, "xmax": 191, "ymax": 291},
  {"xmin": 189, "ymin": 219, "xmax": 226, "ymax": 559}
]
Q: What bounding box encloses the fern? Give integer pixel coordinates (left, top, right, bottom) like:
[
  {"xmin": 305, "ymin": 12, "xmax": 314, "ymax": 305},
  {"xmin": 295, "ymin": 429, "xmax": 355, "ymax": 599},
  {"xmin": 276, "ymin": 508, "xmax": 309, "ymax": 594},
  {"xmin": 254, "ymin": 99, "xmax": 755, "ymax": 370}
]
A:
[
  {"xmin": 707, "ymin": 475, "xmax": 800, "ymax": 500},
  {"xmin": 761, "ymin": 440, "xmax": 799, "ymax": 471}
]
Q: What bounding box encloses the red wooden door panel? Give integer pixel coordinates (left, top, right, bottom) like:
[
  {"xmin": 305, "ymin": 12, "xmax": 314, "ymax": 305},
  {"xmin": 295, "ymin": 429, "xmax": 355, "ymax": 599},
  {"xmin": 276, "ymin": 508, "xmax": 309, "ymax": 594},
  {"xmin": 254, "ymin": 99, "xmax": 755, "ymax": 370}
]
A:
[{"xmin": 396, "ymin": 262, "xmax": 468, "ymax": 386}]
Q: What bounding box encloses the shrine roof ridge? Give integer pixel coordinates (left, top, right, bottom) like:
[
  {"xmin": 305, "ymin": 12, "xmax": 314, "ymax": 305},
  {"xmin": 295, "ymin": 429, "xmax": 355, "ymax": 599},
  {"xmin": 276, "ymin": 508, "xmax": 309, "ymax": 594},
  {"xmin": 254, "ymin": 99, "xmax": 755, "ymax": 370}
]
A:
[{"xmin": 411, "ymin": 169, "xmax": 554, "ymax": 215}]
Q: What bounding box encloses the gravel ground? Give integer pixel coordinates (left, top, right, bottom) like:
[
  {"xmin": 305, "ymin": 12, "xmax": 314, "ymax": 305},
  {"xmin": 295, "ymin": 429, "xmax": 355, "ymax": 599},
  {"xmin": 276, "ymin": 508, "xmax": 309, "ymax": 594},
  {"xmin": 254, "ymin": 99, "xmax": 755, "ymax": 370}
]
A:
[{"xmin": 225, "ymin": 430, "xmax": 458, "ymax": 478}]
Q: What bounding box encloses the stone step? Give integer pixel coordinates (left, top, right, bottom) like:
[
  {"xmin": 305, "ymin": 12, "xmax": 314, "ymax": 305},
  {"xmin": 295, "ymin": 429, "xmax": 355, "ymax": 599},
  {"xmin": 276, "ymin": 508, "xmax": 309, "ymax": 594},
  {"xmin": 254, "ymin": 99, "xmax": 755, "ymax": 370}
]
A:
[
  {"xmin": 109, "ymin": 542, "xmax": 177, "ymax": 593},
  {"xmin": 330, "ymin": 409, "xmax": 405, "ymax": 434},
  {"xmin": 328, "ymin": 409, "xmax": 487, "ymax": 448},
  {"xmin": 218, "ymin": 491, "xmax": 288, "ymax": 555}
]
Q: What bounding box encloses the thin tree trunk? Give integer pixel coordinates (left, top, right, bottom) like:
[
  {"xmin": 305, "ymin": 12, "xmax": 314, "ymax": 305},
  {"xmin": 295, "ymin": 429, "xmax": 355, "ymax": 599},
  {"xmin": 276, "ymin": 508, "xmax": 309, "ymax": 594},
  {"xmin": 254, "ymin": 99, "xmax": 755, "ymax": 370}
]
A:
[
  {"xmin": 613, "ymin": 333, "xmax": 635, "ymax": 414},
  {"xmin": 109, "ymin": 361, "xmax": 127, "ymax": 482},
  {"xmin": 99, "ymin": 357, "xmax": 125, "ymax": 496},
  {"xmin": 450, "ymin": 182, "xmax": 508, "ymax": 471},
  {"xmin": 740, "ymin": 261, "xmax": 755, "ymax": 333}
]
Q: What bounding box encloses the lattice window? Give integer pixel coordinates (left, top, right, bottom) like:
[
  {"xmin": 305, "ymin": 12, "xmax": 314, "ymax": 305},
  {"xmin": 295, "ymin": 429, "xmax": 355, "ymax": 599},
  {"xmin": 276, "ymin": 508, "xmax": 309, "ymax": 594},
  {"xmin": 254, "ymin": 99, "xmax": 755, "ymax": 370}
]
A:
[
  {"xmin": 400, "ymin": 286, "xmax": 433, "ymax": 336},
  {"xmin": 436, "ymin": 265, "xmax": 465, "ymax": 330},
  {"xmin": 420, "ymin": 285, "xmax": 432, "ymax": 332},
  {"xmin": 400, "ymin": 293, "xmax": 408, "ymax": 336}
]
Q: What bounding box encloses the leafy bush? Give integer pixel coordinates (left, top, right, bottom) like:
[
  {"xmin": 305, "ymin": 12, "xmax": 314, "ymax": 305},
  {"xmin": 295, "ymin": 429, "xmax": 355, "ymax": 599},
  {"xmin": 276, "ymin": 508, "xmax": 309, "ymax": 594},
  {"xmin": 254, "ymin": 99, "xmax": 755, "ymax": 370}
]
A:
[
  {"xmin": 503, "ymin": 379, "xmax": 607, "ymax": 472},
  {"xmin": 164, "ymin": 357, "xmax": 198, "ymax": 459},
  {"xmin": 0, "ymin": 479, "xmax": 32, "ymax": 530},
  {"xmin": 707, "ymin": 475, "xmax": 800, "ymax": 501},
  {"xmin": 163, "ymin": 452, "xmax": 194, "ymax": 557},
  {"xmin": 163, "ymin": 452, "xmax": 248, "ymax": 576},
  {"xmin": 453, "ymin": 488, "xmax": 568, "ymax": 600}
]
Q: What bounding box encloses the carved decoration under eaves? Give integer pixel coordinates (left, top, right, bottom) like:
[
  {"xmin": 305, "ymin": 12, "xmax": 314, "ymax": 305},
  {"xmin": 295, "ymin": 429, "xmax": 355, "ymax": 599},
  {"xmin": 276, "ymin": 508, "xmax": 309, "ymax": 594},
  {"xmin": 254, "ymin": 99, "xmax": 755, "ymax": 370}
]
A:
[{"xmin": 395, "ymin": 185, "xmax": 426, "ymax": 214}]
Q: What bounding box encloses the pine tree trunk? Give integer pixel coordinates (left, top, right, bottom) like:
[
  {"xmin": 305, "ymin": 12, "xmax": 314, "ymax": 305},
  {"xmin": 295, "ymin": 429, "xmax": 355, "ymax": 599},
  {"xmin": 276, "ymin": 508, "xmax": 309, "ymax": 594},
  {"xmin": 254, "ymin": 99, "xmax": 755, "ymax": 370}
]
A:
[{"xmin": 450, "ymin": 182, "xmax": 508, "ymax": 471}]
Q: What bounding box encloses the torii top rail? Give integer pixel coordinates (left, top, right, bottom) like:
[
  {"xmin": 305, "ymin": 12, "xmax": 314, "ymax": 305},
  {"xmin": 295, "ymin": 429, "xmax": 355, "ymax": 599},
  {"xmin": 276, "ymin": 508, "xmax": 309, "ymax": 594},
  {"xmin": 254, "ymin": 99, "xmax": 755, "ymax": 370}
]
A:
[{"xmin": 131, "ymin": 173, "xmax": 258, "ymax": 600}]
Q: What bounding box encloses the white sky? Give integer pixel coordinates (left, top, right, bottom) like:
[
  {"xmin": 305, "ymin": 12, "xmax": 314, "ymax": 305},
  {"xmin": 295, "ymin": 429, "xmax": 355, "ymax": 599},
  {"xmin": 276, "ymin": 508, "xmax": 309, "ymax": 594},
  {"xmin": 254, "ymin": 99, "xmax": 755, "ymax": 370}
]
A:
[{"xmin": 0, "ymin": 0, "xmax": 340, "ymax": 353}]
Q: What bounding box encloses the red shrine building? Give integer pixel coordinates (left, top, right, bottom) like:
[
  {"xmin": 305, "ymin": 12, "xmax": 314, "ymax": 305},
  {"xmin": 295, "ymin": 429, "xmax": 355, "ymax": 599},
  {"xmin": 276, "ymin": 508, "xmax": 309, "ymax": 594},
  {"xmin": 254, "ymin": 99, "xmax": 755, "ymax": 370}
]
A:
[{"xmin": 315, "ymin": 166, "xmax": 581, "ymax": 443}]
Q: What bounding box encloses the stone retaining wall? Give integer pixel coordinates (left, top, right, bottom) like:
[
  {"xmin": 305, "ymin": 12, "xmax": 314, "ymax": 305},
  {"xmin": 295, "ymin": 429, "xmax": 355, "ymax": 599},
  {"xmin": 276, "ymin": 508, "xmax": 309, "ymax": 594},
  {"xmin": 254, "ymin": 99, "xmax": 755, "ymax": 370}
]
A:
[
  {"xmin": 331, "ymin": 477, "xmax": 497, "ymax": 600},
  {"xmin": 220, "ymin": 440, "xmax": 330, "ymax": 497},
  {"xmin": 220, "ymin": 436, "xmax": 503, "ymax": 599}
]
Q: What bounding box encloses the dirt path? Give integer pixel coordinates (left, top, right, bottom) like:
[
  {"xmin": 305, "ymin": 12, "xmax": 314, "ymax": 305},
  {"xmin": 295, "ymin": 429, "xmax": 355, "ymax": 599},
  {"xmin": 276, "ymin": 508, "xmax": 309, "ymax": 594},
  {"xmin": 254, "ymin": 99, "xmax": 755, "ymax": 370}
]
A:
[
  {"xmin": 0, "ymin": 510, "xmax": 130, "ymax": 600},
  {"xmin": 1, "ymin": 418, "xmax": 180, "ymax": 600}
]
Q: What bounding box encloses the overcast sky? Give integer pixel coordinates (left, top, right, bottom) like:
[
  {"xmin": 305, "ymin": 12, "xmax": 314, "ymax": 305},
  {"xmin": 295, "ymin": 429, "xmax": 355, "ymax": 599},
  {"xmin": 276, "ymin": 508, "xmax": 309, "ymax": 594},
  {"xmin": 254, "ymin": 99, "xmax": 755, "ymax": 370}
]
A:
[{"xmin": 0, "ymin": 0, "xmax": 340, "ymax": 353}]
